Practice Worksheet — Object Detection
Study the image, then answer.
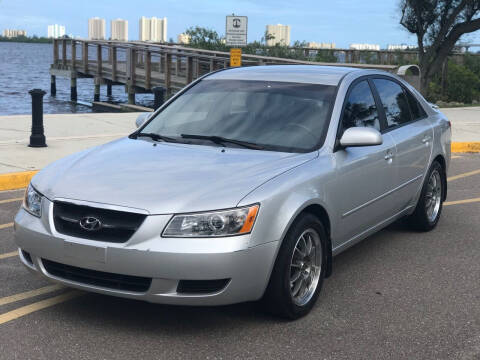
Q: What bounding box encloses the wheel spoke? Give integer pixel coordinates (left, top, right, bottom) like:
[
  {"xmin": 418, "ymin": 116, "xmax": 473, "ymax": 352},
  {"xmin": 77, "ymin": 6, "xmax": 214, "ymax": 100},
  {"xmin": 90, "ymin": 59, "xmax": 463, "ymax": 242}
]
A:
[
  {"xmin": 294, "ymin": 245, "xmax": 306, "ymax": 258},
  {"xmin": 290, "ymin": 270, "xmax": 301, "ymax": 284},
  {"xmin": 306, "ymin": 234, "xmax": 313, "ymax": 256},
  {"xmin": 291, "ymin": 277, "xmax": 304, "ymax": 297}
]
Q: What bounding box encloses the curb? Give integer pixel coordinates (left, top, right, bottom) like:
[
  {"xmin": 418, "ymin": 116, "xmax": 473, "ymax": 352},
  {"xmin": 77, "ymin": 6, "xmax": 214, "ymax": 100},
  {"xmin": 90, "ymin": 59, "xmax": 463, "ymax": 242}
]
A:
[
  {"xmin": 451, "ymin": 142, "xmax": 480, "ymax": 153},
  {"xmin": 0, "ymin": 171, "xmax": 38, "ymax": 191},
  {"xmin": 0, "ymin": 142, "xmax": 479, "ymax": 192}
]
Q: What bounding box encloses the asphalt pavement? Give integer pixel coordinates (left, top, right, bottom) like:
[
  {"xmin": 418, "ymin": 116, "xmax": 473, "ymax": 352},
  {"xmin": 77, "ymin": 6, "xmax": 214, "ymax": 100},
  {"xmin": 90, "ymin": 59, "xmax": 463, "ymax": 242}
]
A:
[{"xmin": 1, "ymin": 154, "xmax": 479, "ymax": 360}]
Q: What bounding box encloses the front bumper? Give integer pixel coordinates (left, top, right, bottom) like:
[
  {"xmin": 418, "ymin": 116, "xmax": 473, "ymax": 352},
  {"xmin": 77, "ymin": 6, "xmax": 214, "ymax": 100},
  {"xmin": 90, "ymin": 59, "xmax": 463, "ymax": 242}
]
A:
[{"xmin": 14, "ymin": 199, "xmax": 278, "ymax": 306}]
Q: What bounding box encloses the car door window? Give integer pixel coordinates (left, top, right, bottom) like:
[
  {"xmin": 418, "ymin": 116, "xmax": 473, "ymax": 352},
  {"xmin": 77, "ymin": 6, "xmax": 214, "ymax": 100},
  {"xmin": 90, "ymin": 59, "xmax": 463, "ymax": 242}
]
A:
[
  {"xmin": 405, "ymin": 89, "xmax": 427, "ymax": 120},
  {"xmin": 342, "ymin": 80, "xmax": 380, "ymax": 131},
  {"xmin": 373, "ymin": 79, "xmax": 411, "ymax": 128}
]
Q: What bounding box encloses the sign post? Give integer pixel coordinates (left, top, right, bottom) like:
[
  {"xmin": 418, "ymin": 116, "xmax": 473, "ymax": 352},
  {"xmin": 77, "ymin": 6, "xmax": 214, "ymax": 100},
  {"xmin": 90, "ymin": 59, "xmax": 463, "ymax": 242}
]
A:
[{"xmin": 226, "ymin": 15, "xmax": 247, "ymax": 67}]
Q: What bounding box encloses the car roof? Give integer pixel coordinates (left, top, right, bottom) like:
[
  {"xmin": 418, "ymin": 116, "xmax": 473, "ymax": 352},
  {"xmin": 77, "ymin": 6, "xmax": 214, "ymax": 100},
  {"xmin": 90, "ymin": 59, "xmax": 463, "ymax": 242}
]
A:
[{"xmin": 205, "ymin": 65, "xmax": 368, "ymax": 86}]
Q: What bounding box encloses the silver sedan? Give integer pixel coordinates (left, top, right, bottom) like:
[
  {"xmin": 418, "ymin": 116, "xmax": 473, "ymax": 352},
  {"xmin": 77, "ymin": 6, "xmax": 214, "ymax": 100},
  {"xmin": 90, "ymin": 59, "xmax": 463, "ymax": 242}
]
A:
[{"xmin": 14, "ymin": 65, "xmax": 451, "ymax": 319}]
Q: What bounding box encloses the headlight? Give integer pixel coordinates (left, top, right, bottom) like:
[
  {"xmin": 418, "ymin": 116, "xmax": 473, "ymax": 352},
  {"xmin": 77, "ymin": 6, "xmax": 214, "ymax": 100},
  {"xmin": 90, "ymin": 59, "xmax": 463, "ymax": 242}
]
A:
[
  {"xmin": 162, "ymin": 204, "xmax": 259, "ymax": 237},
  {"xmin": 23, "ymin": 184, "xmax": 43, "ymax": 217}
]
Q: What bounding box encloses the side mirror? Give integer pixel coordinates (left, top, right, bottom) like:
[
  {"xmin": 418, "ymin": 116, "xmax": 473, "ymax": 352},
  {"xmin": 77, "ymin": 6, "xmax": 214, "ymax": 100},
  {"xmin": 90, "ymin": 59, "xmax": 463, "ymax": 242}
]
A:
[
  {"xmin": 339, "ymin": 127, "xmax": 383, "ymax": 148},
  {"xmin": 135, "ymin": 112, "xmax": 152, "ymax": 128}
]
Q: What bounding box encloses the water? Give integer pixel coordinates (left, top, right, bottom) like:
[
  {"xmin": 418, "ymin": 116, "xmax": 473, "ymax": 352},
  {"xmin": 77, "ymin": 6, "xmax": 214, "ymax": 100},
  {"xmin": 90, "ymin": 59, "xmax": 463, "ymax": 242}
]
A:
[{"xmin": 0, "ymin": 42, "xmax": 155, "ymax": 115}]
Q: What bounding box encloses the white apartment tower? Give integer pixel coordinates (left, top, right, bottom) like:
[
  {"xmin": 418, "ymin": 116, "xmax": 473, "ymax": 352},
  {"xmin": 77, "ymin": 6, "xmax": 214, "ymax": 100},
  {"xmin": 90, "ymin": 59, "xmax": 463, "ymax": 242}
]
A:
[
  {"xmin": 88, "ymin": 17, "xmax": 106, "ymax": 40},
  {"xmin": 111, "ymin": 19, "xmax": 128, "ymax": 41},
  {"xmin": 47, "ymin": 24, "xmax": 65, "ymax": 38},
  {"xmin": 139, "ymin": 16, "xmax": 167, "ymax": 42},
  {"xmin": 265, "ymin": 24, "xmax": 291, "ymax": 46}
]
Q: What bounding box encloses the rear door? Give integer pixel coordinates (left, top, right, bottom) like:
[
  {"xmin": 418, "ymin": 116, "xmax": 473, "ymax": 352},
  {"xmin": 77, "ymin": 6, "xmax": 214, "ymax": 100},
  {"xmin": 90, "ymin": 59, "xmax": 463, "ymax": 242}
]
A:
[
  {"xmin": 371, "ymin": 77, "xmax": 433, "ymax": 212},
  {"xmin": 332, "ymin": 79, "xmax": 398, "ymax": 247}
]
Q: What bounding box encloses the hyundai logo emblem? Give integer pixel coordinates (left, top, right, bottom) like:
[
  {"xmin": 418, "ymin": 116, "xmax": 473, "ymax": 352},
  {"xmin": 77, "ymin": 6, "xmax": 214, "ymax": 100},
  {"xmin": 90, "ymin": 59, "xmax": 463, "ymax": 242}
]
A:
[{"xmin": 79, "ymin": 216, "xmax": 102, "ymax": 231}]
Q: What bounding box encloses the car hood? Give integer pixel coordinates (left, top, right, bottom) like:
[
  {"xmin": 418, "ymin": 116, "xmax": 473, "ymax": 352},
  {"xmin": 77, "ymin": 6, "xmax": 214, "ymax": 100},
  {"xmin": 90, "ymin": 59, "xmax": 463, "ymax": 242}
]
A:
[{"xmin": 33, "ymin": 137, "xmax": 316, "ymax": 214}]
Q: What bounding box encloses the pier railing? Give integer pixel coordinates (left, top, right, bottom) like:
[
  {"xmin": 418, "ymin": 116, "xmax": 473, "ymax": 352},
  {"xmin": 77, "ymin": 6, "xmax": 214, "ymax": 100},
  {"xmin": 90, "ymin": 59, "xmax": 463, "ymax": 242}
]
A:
[{"xmin": 50, "ymin": 39, "xmax": 419, "ymax": 104}]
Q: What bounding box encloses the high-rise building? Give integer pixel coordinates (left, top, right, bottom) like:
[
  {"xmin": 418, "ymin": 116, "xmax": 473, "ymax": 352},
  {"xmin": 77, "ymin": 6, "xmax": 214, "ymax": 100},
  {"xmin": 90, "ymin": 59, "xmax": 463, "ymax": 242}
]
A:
[
  {"xmin": 47, "ymin": 24, "xmax": 66, "ymax": 38},
  {"xmin": 306, "ymin": 42, "xmax": 336, "ymax": 49},
  {"xmin": 139, "ymin": 16, "xmax": 167, "ymax": 42},
  {"xmin": 350, "ymin": 43, "xmax": 380, "ymax": 51},
  {"xmin": 2, "ymin": 29, "xmax": 27, "ymax": 38},
  {"xmin": 177, "ymin": 33, "xmax": 190, "ymax": 44},
  {"xmin": 111, "ymin": 19, "xmax": 128, "ymax": 41},
  {"xmin": 265, "ymin": 24, "xmax": 291, "ymax": 46},
  {"xmin": 88, "ymin": 17, "xmax": 106, "ymax": 40}
]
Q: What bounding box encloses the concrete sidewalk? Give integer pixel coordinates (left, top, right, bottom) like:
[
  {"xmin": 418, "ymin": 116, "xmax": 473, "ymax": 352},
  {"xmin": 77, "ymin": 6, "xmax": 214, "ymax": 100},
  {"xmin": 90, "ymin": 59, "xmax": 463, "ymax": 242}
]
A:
[
  {"xmin": 0, "ymin": 108, "xmax": 478, "ymax": 176},
  {"xmin": 0, "ymin": 113, "xmax": 137, "ymax": 174}
]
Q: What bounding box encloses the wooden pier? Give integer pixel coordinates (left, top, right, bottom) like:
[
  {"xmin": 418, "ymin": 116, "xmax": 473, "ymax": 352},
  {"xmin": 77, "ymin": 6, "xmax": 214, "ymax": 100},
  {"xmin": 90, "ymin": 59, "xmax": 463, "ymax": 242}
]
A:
[{"xmin": 50, "ymin": 39, "xmax": 421, "ymax": 106}]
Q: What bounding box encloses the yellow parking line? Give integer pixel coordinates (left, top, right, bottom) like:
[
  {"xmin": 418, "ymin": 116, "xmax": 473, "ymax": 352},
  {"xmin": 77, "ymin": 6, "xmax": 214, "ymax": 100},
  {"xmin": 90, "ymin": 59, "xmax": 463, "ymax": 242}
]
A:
[
  {"xmin": 0, "ymin": 291, "xmax": 82, "ymax": 325},
  {"xmin": 0, "ymin": 251, "xmax": 18, "ymax": 260},
  {"xmin": 444, "ymin": 197, "xmax": 480, "ymax": 206},
  {"xmin": 448, "ymin": 169, "xmax": 480, "ymax": 182},
  {"xmin": 0, "ymin": 285, "xmax": 63, "ymax": 307},
  {"xmin": 451, "ymin": 155, "xmax": 462, "ymax": 159},
  {"xmin": 0, "ymin": 198, "xmax": 22, "ymax": 205},
  {"xmin": 0, "ymin": 223, "xmax": 13, "ymax": 230}
]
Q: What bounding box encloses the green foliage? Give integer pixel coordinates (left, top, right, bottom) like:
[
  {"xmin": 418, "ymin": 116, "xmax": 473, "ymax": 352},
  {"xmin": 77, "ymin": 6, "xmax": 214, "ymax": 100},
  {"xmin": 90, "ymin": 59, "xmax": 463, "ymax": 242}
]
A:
[
  {"xmin": 0, "ymin": 35, "xmax": 52, "ymax": 43},
  {"xmin": 315, "ymin": 50, "xmax": 337, "ymax": 63},
  {"xmin": 184, "ymin": 26, "xmax": 227, "ymax": 51},
  {"xmin": 445, "ymin": 61, "xmax": 480, "ymax": 103}
]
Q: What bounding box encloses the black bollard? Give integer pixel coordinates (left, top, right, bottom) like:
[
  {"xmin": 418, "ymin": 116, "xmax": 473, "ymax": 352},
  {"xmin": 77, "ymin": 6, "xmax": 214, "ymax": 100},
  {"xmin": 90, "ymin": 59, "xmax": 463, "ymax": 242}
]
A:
[
  {"xmin": 28, "ymin": 89, "xmax": 47, "ymax": 148},
  {"xmin": 152, "ymin": 86, "xmax": 165, "ymax": 110},
  {"xmin": 50, "ymin": 75, "xmax": 56, "ymax": 96}
]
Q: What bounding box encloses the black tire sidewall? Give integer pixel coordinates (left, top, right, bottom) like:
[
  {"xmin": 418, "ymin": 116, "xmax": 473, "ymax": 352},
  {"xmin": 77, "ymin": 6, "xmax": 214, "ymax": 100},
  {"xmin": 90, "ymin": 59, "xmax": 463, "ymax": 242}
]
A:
[
  {"xmin": 414, "ymin": 161, "xmax": 445, "ymax": 230},
  {"xmin": 266, "ymin": 213, "xmax": 327, "ymax": 319}
]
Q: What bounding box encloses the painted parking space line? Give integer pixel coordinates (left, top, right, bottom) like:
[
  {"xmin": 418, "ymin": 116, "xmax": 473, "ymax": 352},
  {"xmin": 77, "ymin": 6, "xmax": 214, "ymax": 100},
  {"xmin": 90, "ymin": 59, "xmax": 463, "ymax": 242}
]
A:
[
  {"xmin": 451, "ymin": 155, "xmax": 462, "ymax": 159},
  {"xmin": 448, "ymin": 169, "xmax": 480, "ymax": 182},
  {"xmin": 0, "ymin": 251, "xmax": 17, "ymax": 260},
  {"xmin": 0, "ymin": 291, "xmax": 82, "ymax": 325},
  {"xmin": 0, "ymin": 285, "xmax": 64, "ymax": 307},
  {"xmin": 0, "ymin": 223, "xmax": 13, "ymax": 230},
  {"xmin": 444, "ymin": 197, "xmax": 480, "ymax": 206},
  {"xmin": 0, "ymin": 197, "xmax": 22, "ymax": 205}
]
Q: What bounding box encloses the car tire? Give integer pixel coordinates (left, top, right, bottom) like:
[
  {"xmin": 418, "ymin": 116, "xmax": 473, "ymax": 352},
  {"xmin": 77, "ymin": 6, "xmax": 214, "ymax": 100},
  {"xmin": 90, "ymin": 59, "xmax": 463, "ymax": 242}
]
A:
[
  {"xmin": 262, "ymin": 213, "xmax": 327, "ymax": 319},
  {"xmin": 407, "ymin": 161, "xmax": 445, "ymax": 232}
]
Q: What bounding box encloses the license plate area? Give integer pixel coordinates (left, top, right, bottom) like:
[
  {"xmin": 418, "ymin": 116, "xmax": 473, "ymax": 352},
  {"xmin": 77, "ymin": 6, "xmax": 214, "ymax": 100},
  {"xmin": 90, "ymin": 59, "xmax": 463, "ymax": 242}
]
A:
[{"xmin": 63, "ymin": 240, "xmax": 106, "ymax": 264}]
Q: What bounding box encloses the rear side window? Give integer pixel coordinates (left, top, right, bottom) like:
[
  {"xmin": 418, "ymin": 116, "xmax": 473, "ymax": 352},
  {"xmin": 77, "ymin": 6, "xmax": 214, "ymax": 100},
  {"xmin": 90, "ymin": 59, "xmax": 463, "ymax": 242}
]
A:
[
  {"xmin": 373, "ymin": 79, "xmax": 411, "ymax": 128},
  {"xmin": 405, "ymin": 89, "xmax": 427, "ymax": 120},
  {"xmin": 342, "ymin": 80, "xmax": 380, "ymax": 131}
]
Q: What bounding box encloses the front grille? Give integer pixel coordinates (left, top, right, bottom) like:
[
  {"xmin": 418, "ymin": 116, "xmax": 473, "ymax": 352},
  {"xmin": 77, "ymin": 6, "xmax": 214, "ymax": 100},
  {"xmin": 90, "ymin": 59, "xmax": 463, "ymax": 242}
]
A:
[
  {"xmin": 53, "ymin": 201, "xmax": 146, "ymax": 243},
  {"xmin": 177, "ymin": 279, "xmax": 230, "ymax": 294},
  {"xmin": 42, "ymin": 259, "xmax": 152, "ymax": 293}
]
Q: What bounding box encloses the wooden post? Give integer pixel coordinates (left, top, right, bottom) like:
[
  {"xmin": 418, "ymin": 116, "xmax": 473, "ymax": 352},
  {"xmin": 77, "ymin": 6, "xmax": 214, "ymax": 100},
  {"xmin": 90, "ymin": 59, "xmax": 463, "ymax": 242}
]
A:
[
  {"xmin": 71, "ymin": 40, "xmax": 76, "ymax": 70},
  {"xmin": 94, "ymin": 77, "xmax": 101, "ymax": 102},
  {"xmin": 176, "ymin": 53, "xmax": 181, "ymax": 75},
  {"xmin": 62, "ymin": 39, "xmax": 67, "ymax": 66},
  {"xmin": 209, "ymin": 58, "xmax": 214, "ymax": 72},
  {"xmin": 223, "ymin": 59, "xmax": 228, "ymax": 68},
  {"xmin": 186, "ymin": 56, "xmax": 193, "ymax": 84},
  {"xmin": 71, "ymin": 77, "xmax": 77, "ymax": 101},
  {"xmin": 106, "ymin": 80, "xmax": 112, "ymax": 96},
  {"xmin": 50, "ymin": 75, "xmax": 56, "ymax": 96},
  {"xmin": 83, "ymin": 42, "xmax": 88, "ymax": 73},
  {"xmin": 165, "ymin": 53, "xmax": 172, "ymax": 95},
  {"xmin": 111, "ymin": 46, "xmax": 117, "ymax": 82},
  {"xmin": 145, "ymin": 51, "xmax": 151, "ymax": 90},
  {"xmin": 195, "ymin": 58, "xmax": 200, "ymax": 78},
  {"xmin": 96, "ymin": 44, "xmax": 102, "ymax": 76},
  {"xmin": 53, "ymin": 39, "xmax": 59, "ymax": 65}
]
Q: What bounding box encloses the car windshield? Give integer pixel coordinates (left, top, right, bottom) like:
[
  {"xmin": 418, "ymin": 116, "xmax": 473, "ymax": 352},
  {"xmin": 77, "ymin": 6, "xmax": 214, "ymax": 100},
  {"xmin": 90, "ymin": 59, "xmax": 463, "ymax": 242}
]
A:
[{"xmin": 141, "ymin": 79, "xmax": 337, "ymax": 153}]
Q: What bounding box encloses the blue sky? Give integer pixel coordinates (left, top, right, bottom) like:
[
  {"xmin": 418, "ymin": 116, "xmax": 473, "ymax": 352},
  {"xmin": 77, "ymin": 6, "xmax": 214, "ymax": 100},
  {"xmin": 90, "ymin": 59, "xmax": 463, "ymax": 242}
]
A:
[{"xmin": 1, "ymin": 0, "xmax": 479, "ymax": 48}]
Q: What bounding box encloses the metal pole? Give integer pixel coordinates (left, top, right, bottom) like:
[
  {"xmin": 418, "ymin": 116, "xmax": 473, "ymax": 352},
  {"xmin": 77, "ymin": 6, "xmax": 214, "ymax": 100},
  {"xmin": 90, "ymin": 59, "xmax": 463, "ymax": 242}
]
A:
[
  {"xmin": 28, "ymin": 89, "xmax": 47, "ymax": 148},
  {"xmin": 152, "ymin": 87, "xmax": 165, "ymax": 110},
  {"xmin": 50, "ymin": 75, "xmax": 56, "ymax": 96}
]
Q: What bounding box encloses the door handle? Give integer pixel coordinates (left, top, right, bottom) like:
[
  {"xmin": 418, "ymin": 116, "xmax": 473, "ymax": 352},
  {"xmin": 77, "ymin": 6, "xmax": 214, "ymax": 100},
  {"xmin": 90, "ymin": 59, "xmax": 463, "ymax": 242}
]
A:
[
  {"xmin": 422, "ymin": 135, "xmax": 432, "ymax": 144},
  {"xmin": 384, "ymin": 150, "xmax": 394, "ymax": 161}
]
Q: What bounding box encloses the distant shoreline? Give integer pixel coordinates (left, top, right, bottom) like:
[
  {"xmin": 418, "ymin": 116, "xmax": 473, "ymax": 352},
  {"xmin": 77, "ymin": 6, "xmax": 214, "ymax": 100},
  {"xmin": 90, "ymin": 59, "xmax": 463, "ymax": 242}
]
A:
[{"xmin": 0, "ymin": 36, "xmax": 52, "ymax": 44}]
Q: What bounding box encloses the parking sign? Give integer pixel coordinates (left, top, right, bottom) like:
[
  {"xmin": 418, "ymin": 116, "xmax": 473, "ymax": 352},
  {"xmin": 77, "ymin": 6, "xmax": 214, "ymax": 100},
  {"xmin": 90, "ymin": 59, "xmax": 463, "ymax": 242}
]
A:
[{"xmin": 226, "ymin": 15, "xmax": 248, "ymax": 47}]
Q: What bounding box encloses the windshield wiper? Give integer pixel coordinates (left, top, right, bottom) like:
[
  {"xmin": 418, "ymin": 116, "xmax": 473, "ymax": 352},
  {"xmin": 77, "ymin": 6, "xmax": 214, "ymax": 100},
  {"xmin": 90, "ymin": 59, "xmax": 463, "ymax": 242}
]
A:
[
  {"xmin": 130, "ymin": 132, "xmax": 179, "ymax": 143},
  {"xmin": 180, "ymin": 134, "xmax": 264, "ymax": 150}
]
